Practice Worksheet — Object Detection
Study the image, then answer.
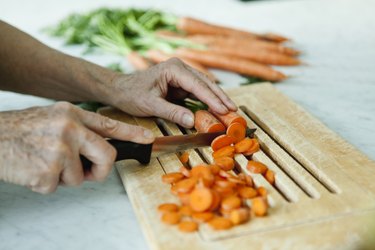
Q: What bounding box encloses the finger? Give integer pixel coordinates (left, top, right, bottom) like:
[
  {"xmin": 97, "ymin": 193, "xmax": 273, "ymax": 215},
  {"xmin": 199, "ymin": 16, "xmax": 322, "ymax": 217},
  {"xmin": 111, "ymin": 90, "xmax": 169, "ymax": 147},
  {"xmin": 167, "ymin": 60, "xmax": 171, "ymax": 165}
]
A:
[
  {"xmin": 76, "ymin": 108, "xmax": 154, "ymax": 144},
  {"xmin": 30, "ymin": 172, "xmax": 60, "ymax": 194},
  {"xmin": 152, "ymin": 98, "xmax": 195, "ymax": 128},
  {"xmin": 162, "ymin": 58, "xmax": 229, "ymax": 114},
  {"xmin": 78, "ymin": 128, "xmax": 116, "ymax": 181},
  {"xmin": 59, "ymin": 153, "xmax": 84, "ymax": 186},
  {"xmin": 186, "ymin": 66, "xmax": 237, "ymax": 111}
]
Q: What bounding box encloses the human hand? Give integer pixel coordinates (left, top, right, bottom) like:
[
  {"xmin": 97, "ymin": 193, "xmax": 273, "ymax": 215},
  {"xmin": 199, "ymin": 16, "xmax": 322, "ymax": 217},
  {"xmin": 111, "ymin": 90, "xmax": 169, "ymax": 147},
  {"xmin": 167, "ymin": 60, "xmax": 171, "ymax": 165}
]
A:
[
  {"xmin": 0, "ymin": 102, "xmax": 154, "ymax": 194},
  {"xmin": 100, "ymin": 58, "xmax": 237, "ymax": 128}
]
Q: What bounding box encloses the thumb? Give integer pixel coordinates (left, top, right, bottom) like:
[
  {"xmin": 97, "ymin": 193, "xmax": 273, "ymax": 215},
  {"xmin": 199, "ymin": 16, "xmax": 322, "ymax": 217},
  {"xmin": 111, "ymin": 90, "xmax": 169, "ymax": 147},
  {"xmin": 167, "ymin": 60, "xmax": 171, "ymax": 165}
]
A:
[
  {"xmin": 153, "ymin": 98, "xmax": 195, "ymax": 128},
  {"xmin": 77, "ymin": 109, "xmax": 154, "ymax": 144}
]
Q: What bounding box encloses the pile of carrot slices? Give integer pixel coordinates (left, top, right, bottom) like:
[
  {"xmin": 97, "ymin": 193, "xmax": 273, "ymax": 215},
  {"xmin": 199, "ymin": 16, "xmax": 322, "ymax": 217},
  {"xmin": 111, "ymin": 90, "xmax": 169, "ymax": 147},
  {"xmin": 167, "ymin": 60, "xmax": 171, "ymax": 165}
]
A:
[{"xmin": 158, "ymin": 111, "xmax": 275, "ymax": 233}]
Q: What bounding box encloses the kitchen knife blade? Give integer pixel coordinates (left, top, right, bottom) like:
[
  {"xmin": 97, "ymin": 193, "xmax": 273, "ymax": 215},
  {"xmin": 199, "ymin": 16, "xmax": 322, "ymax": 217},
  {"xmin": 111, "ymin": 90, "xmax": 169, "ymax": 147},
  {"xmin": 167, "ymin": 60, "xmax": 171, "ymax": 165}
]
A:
[{"xmin": 80, "ymin": 128, "xmax": 256, "ymax": 169}]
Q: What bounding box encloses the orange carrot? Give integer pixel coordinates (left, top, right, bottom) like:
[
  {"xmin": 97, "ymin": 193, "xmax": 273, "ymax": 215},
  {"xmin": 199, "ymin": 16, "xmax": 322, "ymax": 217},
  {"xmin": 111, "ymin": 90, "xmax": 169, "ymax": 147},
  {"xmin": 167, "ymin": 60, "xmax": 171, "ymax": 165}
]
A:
[
  {"xmin": 178, "ymin": 221, "xmax": 198, "ymax": 232},
  {"xmin": 211, "ymin": 134, "xmax": 235, "ymax": 151},
  {"xmin": 234, "ymin": 138, "xmax": 254, "ymax": 153},
  {"xmin": 158, "ymin": 203, "xmax": 179, "ymax": 213},
  {"xmin": 175, "ymin": 48, "xmax": 286, "ymax": 82},
  {"xmin": 265, "ymin": 169, "xmax": 275, "ymax": 185},
  {"xmin": 209, "ymin": 164, "xmax": 221, "ymax": 175},
  {"xmin": 252, "ymin": 197, "xmax": 268, "ymax": 217},
  {"xmin": 174, "ymin": 178, "xmax": 197, "ymax": 193},
  {"xmin": 161, "ymin": 211, "xmax": 181, "ymax": 225},
  {"xmin": 179, "ymin": 205, "xmax": 193, "ymax": 216},
  {"xmin": 230, "ymin": 208, "xmax": 250, "ymax": 225},
  {"xmin": 238, "ymin": 173, "xmax": 254, "ymax": 187},
  {"xmin": 208, "ymin": 217, "xmax": 233, "ymax": 230},
  {"xmin": 194, "ymin": 110, "xmax": 226, "ymax": 133},
  {"xmin": 226, "ymin": 122, "xmax": 246, "ymax": 143},
  {"xmin": 214, "ymin": 111, "xmax": 247, "ymax": 128},
  {"xmin": 179, "ymin": 166, "xmax": 191, "ymax": 177},
  {"xmin": 247, "ymin": 160, "xmax": 268, "ymax": 174},
  {"xmin": 208, "ymin": 190, "xmax": 221, "ymax": 211},
  {"xmin": 146, "ymin": 50, "xmax": 217, "ymax": 82},
  {"xmin": 179, "ymin": 152, "xmax": 190, "ymax": 165},
  {"xmin": 257, "ymin": 186, "xmax": 268, "ymax": 197},
  {"xmin": 243, "ymin": 139, "xmax": 260, "ymax": 156},
  {"xmin": 238, "ymin": 187, "xmax": 258, "ymax": 199},
  {"xmin": 189, "ymin": 186, "xmax": 214, "ymax": 212},
  {"xmin": 127, "ymin": 52, "xmax": 152, "ymax": 70},
  {"xmin": 177, "ymin": 17, "xmax": 289, "ymax": 43},
  {"xmin": 192, "ymin": 212, "xmax": 214, "ymax": 222},
  {"xmin": 212, "ymin": 145, "xmax": 235, "ymax": 159},
  {"xmin": 214, "ymin": 156, "xmax": 235, "ymax": 171},
  {"xmin": 221, "ymin": 196, "xmax": 242, "ymax": 211},
  {"xmin": 162, "ymin": 172, "xmax": 185, "ymax": 184},
  {"xmin": 178, "ymin": 192, "xmax": 191, "ymax": 206},
  {"xmin": 190, "ymin": 165, "xmax": 214, "ymax": 187}
]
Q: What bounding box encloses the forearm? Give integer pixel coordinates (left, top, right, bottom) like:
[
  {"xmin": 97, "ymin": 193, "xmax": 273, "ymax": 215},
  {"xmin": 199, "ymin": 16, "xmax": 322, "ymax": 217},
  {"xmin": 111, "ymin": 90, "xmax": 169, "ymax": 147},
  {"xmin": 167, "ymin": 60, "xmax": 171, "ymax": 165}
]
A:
[{"xmin": 0, "ymin": 20, "xmax": 119, "ymax": 102}]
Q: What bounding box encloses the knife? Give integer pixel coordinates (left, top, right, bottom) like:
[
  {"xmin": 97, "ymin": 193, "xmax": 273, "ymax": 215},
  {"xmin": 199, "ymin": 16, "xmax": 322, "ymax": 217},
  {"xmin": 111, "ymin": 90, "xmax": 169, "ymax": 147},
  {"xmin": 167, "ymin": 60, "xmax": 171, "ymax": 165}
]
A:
[{"xmin": 80, "ymin": 128, "xmax": 256, "ymax": 169}]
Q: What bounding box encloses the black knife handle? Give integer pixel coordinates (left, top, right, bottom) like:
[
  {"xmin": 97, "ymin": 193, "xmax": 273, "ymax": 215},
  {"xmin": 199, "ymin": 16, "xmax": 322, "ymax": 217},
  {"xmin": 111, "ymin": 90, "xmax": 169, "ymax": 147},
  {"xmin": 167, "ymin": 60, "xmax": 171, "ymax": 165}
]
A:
[{"xmin": 80, "ymin": 140, "xmax": 153, "ymax": 172}]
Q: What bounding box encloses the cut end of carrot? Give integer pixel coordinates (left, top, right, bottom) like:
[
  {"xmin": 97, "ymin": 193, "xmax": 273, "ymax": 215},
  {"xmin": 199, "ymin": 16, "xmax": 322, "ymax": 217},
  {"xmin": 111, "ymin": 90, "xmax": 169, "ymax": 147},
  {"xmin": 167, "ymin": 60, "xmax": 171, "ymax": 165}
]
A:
[{"xmin": 226, "ymin": 122, "xmax": 246, "ymax": 143}]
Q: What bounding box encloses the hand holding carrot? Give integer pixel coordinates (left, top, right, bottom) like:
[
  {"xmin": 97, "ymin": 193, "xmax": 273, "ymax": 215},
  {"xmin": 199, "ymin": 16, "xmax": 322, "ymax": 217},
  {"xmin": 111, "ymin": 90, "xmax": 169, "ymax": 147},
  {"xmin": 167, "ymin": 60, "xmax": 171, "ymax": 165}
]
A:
[{"xmin": 103, "ymin": 58, "xmax": 237, "ymax": 128}]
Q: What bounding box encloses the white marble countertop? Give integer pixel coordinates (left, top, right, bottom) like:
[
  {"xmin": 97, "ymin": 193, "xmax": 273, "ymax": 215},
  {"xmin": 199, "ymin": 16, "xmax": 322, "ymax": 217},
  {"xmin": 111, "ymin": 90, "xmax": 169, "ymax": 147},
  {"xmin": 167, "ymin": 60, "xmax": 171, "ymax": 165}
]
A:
[{"xmin": 0, "ymin": 0, "xmax": 374, "ymax": 249}]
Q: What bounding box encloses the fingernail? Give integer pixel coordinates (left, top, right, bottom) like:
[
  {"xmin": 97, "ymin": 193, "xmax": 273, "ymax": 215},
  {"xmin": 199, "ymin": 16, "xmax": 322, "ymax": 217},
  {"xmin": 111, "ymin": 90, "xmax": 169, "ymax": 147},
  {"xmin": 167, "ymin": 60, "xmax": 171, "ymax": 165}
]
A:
[
  {"xmin": 182, "ymin": 113, "xmax": 194, "ymax": 127},
  {"xmin": 143, "ymin": 129, "xmax": 154, "ymax": 139}
]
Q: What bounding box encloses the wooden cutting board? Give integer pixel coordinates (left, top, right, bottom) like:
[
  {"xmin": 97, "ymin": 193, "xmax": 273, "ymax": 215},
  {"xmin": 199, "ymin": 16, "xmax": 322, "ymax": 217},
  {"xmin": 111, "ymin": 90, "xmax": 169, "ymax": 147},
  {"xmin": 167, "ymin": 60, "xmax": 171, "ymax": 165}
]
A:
[{"xmin": 98, "ymin": 83, "xmax": 375, "ymax": 250}]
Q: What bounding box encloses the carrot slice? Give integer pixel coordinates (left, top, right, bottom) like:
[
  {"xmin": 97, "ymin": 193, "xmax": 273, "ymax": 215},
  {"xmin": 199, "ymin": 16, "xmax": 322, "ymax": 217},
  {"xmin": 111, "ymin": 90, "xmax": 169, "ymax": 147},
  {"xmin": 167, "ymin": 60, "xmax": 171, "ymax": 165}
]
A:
[
  {"xmin": 179, "ymin": 205, "xmax": 193, "ymax": 217},
  {"xmin": 238, "ymin": 187, "xmax": 258, "ymax": 199},
  {"xmin": 162, "ymin": 172, "xmax": 185, "ymax": 184},
  {"xmin": 208, "ymin": 217, "xmax": 233, "ymax": 230},
  {"xmin": 247, "ymin": 160, "xmax": 268, "ymax": 174},
  {"xmin": 252, "ymin": 197, "xmax": 268, "ymax": 217},
  {"xmin": 174, "ymin": 178, "xmax": 197, "ymax": 193},
  {"xmin": 265, "ymin": 169, "xmax": 275, "ymax": 185},
  {"xmin": 189, "ymin": 187, "xmax": 213, "ymax": 212},
  {"xmin": 178, "ymin": 221, "xmax": 198, "ymax": 233},
  {"xmin": 230, "ymin": 208, "xmax": 250, "ymax": 225},
  {"xmin": 179, "ymin": 152, "xmax": 190, "ymax": 165},
  {"xmin": 238, "ymin": 173, "xmax": 254, "ymax": 187},
  {"xmin": 243, "ymin": 139, "xmax": 260, "ymax": 156},
  {"xmin": 221, "ymin": 196, "xmax": 242, "ymax": 211},
  {"xmin": 179, "ymin": 166, "xmax": 191, "ymax": 177},
  {"xmin": 226, "ymin": 122, "xmax": 246, "ymax": 143},
  {"xmin": 234, "ymin": 138, "xmax": 254, "ymax": 154},
  {"xmin": 213, "ymin": 185, "xmax": 236, "ymax": 198},
  {"xmin": 214, "ymin": 156, "xmax": 235, "ymax": 171},
  {"xmin": 257, "ymin": 186, "xmax": 268, "ymax": 197},
  {"xmin": 158, "ymin": 203, "xmax": 179, "ymax": 213},
  {"xmin": 211, "ymin": 134, "xmax": 235, "ymax": 151},
  {"xmin": 215, "ymin": 180, "xmax": 237, "ymax": 189},
  {"xmin": 212, "ymin": 145, "xmax": 235, "ymax": 159},
  {"xmin": 214, "ymin": 111, "xmax": 247, "ymax": 128},
  {"xmin": 161, "ymin": 211, "xmax": 181, "ymax": 225},
  {"xmin": 178, "ymin": 192, "xmax": 191, "ymax": 206},
  {"xmin": 192, "ymin": 212, "xmax": 214, "ymax": 222},
  {"xmin": 194, "ymin": 110, "xmax": 225, "ymax": 133},
  {"xmin": 190, "ymin": 165, "xmax": 214, "ymax": 187},
  {"xmin": 208, "ymin": 190, "xmax": 221, "ymax": 211},
  {"xmin": 209, "ymin": 164, "xmax": 221, "ymax": 175}
]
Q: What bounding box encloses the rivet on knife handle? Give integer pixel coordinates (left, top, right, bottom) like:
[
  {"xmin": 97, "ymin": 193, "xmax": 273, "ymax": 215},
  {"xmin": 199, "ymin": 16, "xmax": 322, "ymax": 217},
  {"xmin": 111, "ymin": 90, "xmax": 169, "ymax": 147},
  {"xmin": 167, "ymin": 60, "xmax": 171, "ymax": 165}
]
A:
[{"xmin": 80, "ymin": 140, "xmax": 153, "ymax": 172}]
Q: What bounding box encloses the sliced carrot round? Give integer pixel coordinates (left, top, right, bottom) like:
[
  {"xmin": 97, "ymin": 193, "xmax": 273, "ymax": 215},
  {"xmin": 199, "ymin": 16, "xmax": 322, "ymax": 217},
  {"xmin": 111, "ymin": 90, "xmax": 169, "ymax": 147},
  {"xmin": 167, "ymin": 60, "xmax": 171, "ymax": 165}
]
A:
[
  {"xmin": 179, "ymin": 152, "xmax": 190, "ymax": 165},
  {"xmin": 208, "ymin": 190, "xmax": 221, "ymax": 211},
  {"xmin": 212, "ymin": 145, "xmax": 235, "ymax": 159},
  {"xmin": 178, "ymin": 192, "xmax": 191, "ymax": 206},
  {"xmin": 243, "ymin": 139, "xmax": 260, "ymax": 156},
  {"xmin": 234, "ymin": 138, "xmax": 254, "ymax": 153},
  {"xmin": 215, "ymin": 180, "xmax": 237, "ymax": 189},
  {"xmin": 238, "ymin": 187, "xmax": 258, "ymax": 199},
  {"xmin": 161, "ymin": 211, "xmax": 181, "ymax": 225},
  {"xmin": 162, "ymin": 172, "xmax": 185, "ymax": 184},
  {"xmin": 189, "ymin": 187, "xmax": 213, "ymax": 212},
  {"xmin": 221, "ymin": 196, "xmax": 242, "ymax": 211},
  {"xmin": 265, "ymin": 169, "xmax": 275, "ymax": 185},
  {"xmin": 211, "ymin": 134, "xmax": 235, "ymax": 151},
  {"xmin": 238, "ymin": 173, "xmax": 254, "ymax": 187},
  {"xmin": 209, "ymin": 164, "xmax": 221, "ymax": 175},
  {"xmin": 192, "ymin": 212, "xmax": 214, "ymax": 222},
  {"xmin": 226, "ymin": 122, "xmax": 246, "ymax": 143},
  {"xmin": 191, "ymin": 165, "xmax": 214, "ymax": 187},
  {"xmin": 247, "ymin": 160, "xmax": 268, "ymax": 174},
  {"xmin": 252, "ymin": 197, "xmax": 268, "ymax": 217},
  {"xmin": 158, "ymin": 203, "xmax": 179, "ymax": 213},
  {"xmin": 174, "ymin": 178, "xmax": 197, "ymax": 193},
  {"xmin": 230, "ymin": 208, "xmax": 250, "ymax": 225},
  {"xmin": 213, "ymin": 185, "xmax": 236, "ymax": 198},
  {"xmin": 179, "ymin": 166, "xmax": 191, "ymax": 177},
  {"xmin": 214, "ymin": 156, "xmax": 235, "ymax": 171},
  {"xmin": 178, "ymin": 221, "xmax": 198, "ymax": 232},
  {"xmin": 179, "ymin": 205, "xmax": 193, "ymax": 217},
  {"xmin": 208, "ymin": 217, "xmax": 233, "ymax": 230},
  {"xmin": 214, "ymin": 111, "xmax": 247, "ymax": 128},
  {"xmin": 257, "ymin": 186, "xmax": 268, "ymax": 197}
]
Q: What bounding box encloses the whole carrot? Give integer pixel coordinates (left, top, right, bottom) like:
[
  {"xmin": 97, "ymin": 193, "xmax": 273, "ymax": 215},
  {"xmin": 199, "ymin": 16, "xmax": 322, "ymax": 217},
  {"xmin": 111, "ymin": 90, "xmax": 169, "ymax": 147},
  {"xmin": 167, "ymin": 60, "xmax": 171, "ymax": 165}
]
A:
[
  {"xmin": 127, "ymin": 52, "xmax": 152, "ymax": 70},
  {"xmin": 177, "ymin": 17, "xmax": 289, "ymax": 43},
  {"xmin": 194, "ymin": 110, "xmax": 226, "ymax": 133},
  {"xmin": 146, "ymin": 50, "xmax": 217, "ymax": 82},
  {"xmin": 175, "ymin": 48, "xmax": 286, "ymax": 82}
]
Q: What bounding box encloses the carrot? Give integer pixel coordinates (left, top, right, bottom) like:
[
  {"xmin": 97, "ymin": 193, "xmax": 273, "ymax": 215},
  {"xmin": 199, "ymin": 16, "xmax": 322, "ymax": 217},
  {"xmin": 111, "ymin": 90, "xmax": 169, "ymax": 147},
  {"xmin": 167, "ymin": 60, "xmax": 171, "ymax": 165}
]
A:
[
  {"xmin": 215, "ymin": 180, "xmax": 237, "ymax": 189},
  {"xmin": 212, "ymin": 145, "xmax": 235, "ymax": 159},
  {"xmin": 192, "ymin": 212, "xmax": 214, "ymax": 222},
  {"xmin": 238, "ymin": 187, "xmax": 258, "ymax": 199},
  {"xmin": 238, "ymin": 173, "xmax": 254, "ymax": 187},
  {"xmin": 243, "ymin": 139, "xmax": 260, "ymax": 156},
  {"xmin": 162, "ymin": 172, "xmax": 185, "ymax": 184},
  {"xmin": 127, "ymin": 52, "xmax": 152, "ymax": 70},
  {"xmin": 178, "ymin": 221, "xmax": 198, "ymax": 232},
  {"xmin": 161, "ymin": 211, "xmax": 181, "ymax": 225},
  {"xmin": 213, "ymin": 185, "xmax": 236, "ymax": 198},
  {"xmin": 257, "ymin": 186, "xmax": 268, "ymax": 197},
  {"xmin": 175, "ymin": 48, "xmax": 287, "ymax": 82},
  {"xmin": 211, "ymin": 134, "xmax": 235, "ymax": 151},
  {"xmin": 179, "ymin": 205, "xmax": 193, "ymax": 216},
  {"xmin": 227, "ymin": 177, "xmax": 246, "ymax": 186},
  {"xmin": 226, "ymin": 122, "xmax": 246, "ymax": 143},
  {"xmin": 214, "ymin": 156, "xmax": 235, "ymax": 171},
  {"xmin": 194, "ymin": 110, "xmax": 226, "ymax": 133},
  {"xmin": 252, "ymin": 197, "xmax": 268, "ymax": 217},
  {"xmin": 208, "ymin": 190, "xmax": 221, "ymax": 211},
  {"xmin": 179, "ymin": 152, "xmax": 190, "ymax": 165},
  {"xmin": 174, "ymin": 178, "xmax": 197, "ymax": 193},
  {"xmin": 247, "ymin": 160, "xmax": 268, "ymax": 174},
  {"xmin": 158, "ymin": 203, "xmax": 179, "ymax": 213},
  {"xmin": 179, "ymin": 166, "xmax": 191, "ymax": 177},
  {"xmin": 214, "ymin": 111, "xmax": 247, "ymax": 128},
  {"xmin": 230, "ymin": 208, "xmax": 250, "ymax": 225},
  {"xmin": 190, "ymin": 165, "xmax": 214, "ymax": 187},
  {"xmin": 178, "ymin": 192, "xmax": 191, "ymax": 206},
  {"xmin": 234, "ymin": 138, "xmax": 254, "ymax": 153},
  {"xmin": 209, "ymin": 164, "xmax": 221, "ymax": 175},
  {"xmin": 221, "ymin": 196, "xmax": 242, "ymax": 211},
  {"xmin": 146, "ymin": 50, "xmax": 217, "ymax": 82},
  {"xmin": 177, "ymin": 17, "xmax": 289, "ymax": 43},
  {"xmin": 189, "ymin": 186, "xmax": 214, "ymax": 212},
  {"xmin": 265, "ymin": 169, "xmax": 275, "ymax": 185},
  {"xmin": 208, "ymin": 217, "xmax": 233, "ymax": 230}
]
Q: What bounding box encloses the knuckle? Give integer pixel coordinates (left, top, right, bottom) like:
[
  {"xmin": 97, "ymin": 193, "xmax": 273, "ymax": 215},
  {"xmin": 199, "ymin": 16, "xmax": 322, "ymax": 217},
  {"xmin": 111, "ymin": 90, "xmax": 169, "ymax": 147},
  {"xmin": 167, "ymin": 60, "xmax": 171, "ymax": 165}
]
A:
[
  {"xmin": 101, "ymin": 117, "xmax": 120, "ymax": 135},
  {"xmin": 167, "ymin": 107, "xmax": 181, "ymax": 122},
  {"xmin": 53, "ymin": 101, "xmax": 75, "ymax": 113}
]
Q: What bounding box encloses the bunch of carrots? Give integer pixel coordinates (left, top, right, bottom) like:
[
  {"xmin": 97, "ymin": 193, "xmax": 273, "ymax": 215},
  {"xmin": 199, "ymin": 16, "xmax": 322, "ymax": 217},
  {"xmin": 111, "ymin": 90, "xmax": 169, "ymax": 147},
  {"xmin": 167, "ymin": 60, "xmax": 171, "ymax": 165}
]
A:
[
  {"xmin": 48, "ymin": 8, "xmax": 301, "ymax": 83},
  {"xmin": 158, "ymin": 110, "xmax": 275, "ymax": 232}
]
